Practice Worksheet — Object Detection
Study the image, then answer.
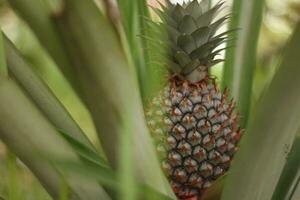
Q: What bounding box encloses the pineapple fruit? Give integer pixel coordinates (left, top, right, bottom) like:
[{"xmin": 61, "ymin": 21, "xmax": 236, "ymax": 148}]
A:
[{"xmin": 146, "ymin": 0, "xmax": 242, "ymax": 199}]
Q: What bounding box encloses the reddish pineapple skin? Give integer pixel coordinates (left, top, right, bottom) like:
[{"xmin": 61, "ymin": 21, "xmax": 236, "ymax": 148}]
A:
[{"xmin": 147, "ymin": 76, "xmax": 242, "ymax": 199}]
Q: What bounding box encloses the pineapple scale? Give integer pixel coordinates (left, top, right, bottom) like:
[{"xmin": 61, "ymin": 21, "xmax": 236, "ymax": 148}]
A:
[{"xmin": 146, "ymin": 77, "xmax": 242, "ymax": 199}]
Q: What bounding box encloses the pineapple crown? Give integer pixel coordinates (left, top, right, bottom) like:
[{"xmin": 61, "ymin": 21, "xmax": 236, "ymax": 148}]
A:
[{"xmin": 152, "ymin": 0, "xmax": 230, "ymax": 82}]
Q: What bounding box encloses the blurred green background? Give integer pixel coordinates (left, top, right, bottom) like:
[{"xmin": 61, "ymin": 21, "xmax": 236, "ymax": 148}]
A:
[{"xmin": 0, "ymin": 0, "xmax": 299, "ymax": 199}]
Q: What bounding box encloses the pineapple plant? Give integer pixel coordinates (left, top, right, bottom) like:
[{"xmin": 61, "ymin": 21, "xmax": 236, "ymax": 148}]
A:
[
  {"xmin": 146, "ymin": 0, "xmax": 242, "ymax": 198},
  {"xmin": 1, "ymin": 0, "xmax": 300, "ymax": 200}
]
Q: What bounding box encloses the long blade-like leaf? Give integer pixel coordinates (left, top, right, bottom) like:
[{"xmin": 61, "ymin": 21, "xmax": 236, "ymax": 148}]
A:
[
  {"xmin": 221, "ymin": 22, "xmax": 300, "ymax": 200},
  {"xmin": 7, "ymin": 0, "xmax": 173, "ymax": 196},
  {"xmin": 272, "ymin": 134, "xmax": 300, "ymax": 200},
  {"xmin": 7, "ymin": 0, "xmax": 78, "ymax": 90},
  {"xmin": 0, "ymin": 78, "xmax": 110, "ymax": 200},
  {"xmin": 58, "ymin": 130, "xmax": 108, "ymax": 168},
  {"xmin": 0, "ymin": 32, "xmax": 7, "ymax": 76},
  {"xmin": 52, "ymin": 0, "xmax": 174, "ymax": 197},
  {"xmin": 222, "ymin": 0, "xmax": 264, "ymax": 127},
  {"xmin": 0, "ymin": 21, "xmax": 17, "ymax": 200},
  {"xmin": 119, "ymin": 0, "xmax": 164, "ymax": 102},
  {"xmin": 222, "ymin": 0, "xmax": 242, "ymax": 88},
  {"xmin": 6, "ymin": 150, "xmax": 18, "ymax": 200},
  {"xmin": 3, "ymin": 36, "xmax": 99, "ymax": 158},
  {"xmin": 118, "ymin": 113, "xmax": 137, "ymax": 200},
  {"xmin": 291, "ymin": 187, "xmax": 300, "ymax": 200},
  {"xmin": 57, "ymin": 160, "xmax": 173, "ymax": 200}
]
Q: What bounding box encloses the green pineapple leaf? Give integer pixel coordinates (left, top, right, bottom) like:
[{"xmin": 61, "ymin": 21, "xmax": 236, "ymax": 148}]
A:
[
  {"xmin": 221, "ymin": 22, "xmax": 300, "ymax": 200},
  {"xmin": 272, "ymin": 135, "xmax": 300, "ymax": 200}
]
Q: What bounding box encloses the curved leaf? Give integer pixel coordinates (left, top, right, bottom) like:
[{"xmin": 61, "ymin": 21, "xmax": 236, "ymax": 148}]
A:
[
  {"xmin": 0, "ymin": 78, "xmax": 110, "ymax": 200},
  {"xmin": 221, "ymin": 22, "xmax": 300, "ymax": 200},
  {"xmin": 272, "ymin": 135, "xmax": 300, "ymax": 200},
  {"xmin": 3, "ymin": 36, "xmax": 97, "ymax": 154}
]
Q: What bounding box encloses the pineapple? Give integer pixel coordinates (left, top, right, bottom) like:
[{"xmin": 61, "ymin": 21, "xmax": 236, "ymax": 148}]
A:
[{"xmin": 146, "ymin": 0, "xmax": 242, "ymax": 199}]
